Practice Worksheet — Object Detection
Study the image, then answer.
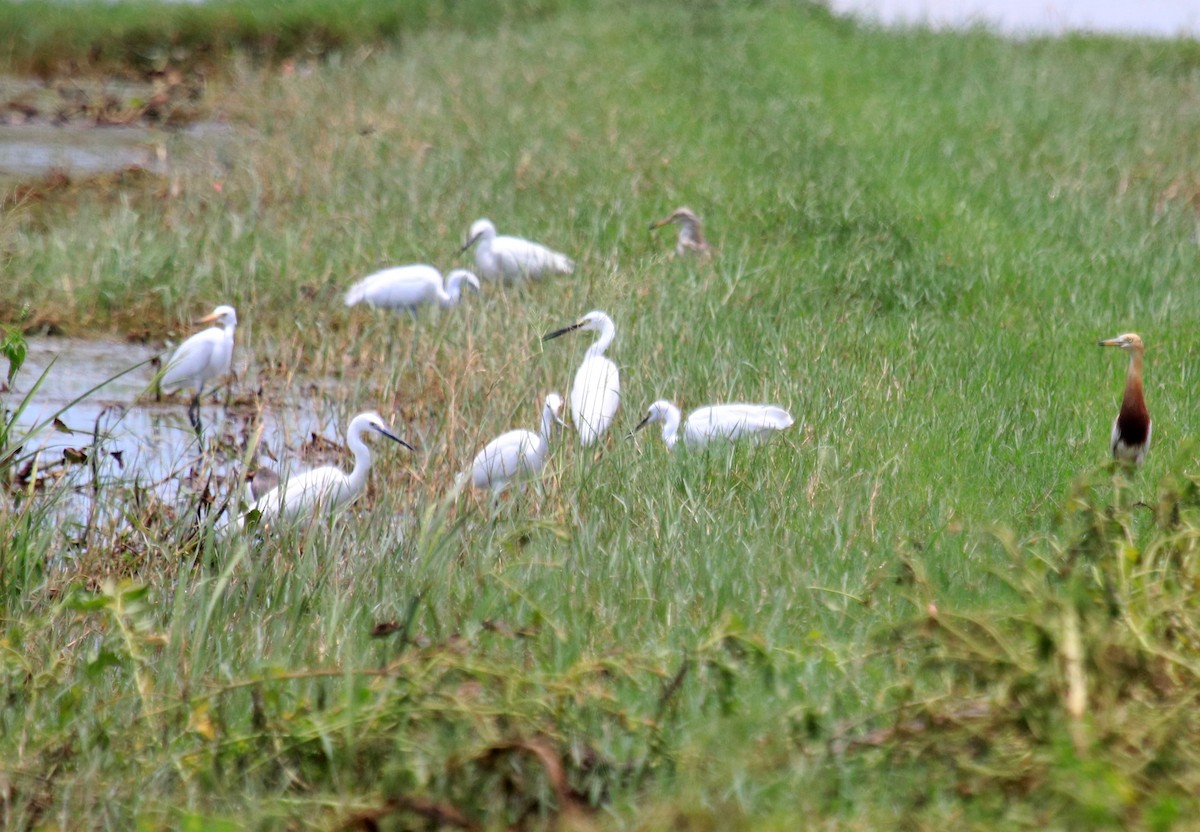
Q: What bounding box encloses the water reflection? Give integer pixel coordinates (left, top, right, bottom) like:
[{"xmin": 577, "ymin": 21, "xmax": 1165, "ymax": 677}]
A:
[{"xmin": 3, "ymin": 338, "xmax": 340, "ymax": 517}]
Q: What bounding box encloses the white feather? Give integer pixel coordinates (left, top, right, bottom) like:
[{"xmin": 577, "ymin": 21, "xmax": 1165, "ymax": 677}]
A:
[{"xmin": 463, "ymin": 218, "xmax": 574, "ymax": 283}]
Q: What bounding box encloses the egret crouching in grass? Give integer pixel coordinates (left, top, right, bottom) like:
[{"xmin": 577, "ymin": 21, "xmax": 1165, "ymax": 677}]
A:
[
  {"xmin": 1099, "ymin": 332, "xmax": 1151, "ymax": 466},
  {"xmin": 633, "ymin": 400, "xmax": 794, "ymax": 449},
  {"xmin": 543, "ymin": 310, "xmax": 620, "ymax": 447},
  {"xmin": 344, "ymin": 265, "xmax": 481, "ymax": 314},
  {"xmin": 160, "ymin": 304, "xmax": 237, "ymax": 432},
  {"xmin": 239, "ymin": 411, "xmax": 413, "ymax": 529},
  {"xmin": 470, "ymin": 393, "xmax": 565, "ymax": 495},
  {"xmin": 649, "ymin": 207, "xmax": 711, "ymax": 258},
  {"xmin": 460, "ymin": 218, "xmax": 574, "ymax": 282}
]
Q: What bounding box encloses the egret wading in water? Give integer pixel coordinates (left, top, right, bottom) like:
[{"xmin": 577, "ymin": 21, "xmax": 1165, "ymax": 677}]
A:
[
  {"xmin": 344, "ymin": 265, "xmax": 481, "ymax": 314},
  {"xmin": 238, "ymin": 411, "xmax": 413, "ymax": 529},
  {"xmin": 633, "ymin": 401, "xmax": 794, "ymax": 449},
  {"xmin": 460, "ymin": 218, "xmax": 574, "ymax": 282},
  {"xmin": 543, "ymin": 310, "xmax": 620, "ymax": 447},
  {"xmin": 160, "ymin": 304, "xmax": 237, "ymax": 432},
  {"xmin": 470, "ymin": 393, "xmax": 565, "ymax": 496},
  {"xmin": 1099, "ymin": 332, "xmax": 1151, "ymax": 466},
  {"xmin": 649, "ymin": 207, "xmax": 711, "ymax": 258}
]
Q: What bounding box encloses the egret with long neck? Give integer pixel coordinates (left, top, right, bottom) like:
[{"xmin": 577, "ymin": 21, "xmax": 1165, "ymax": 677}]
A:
[
  {"xmin": 344, "ymin": 265, "xmax": 481, "ymax": 314},
  {"xmin": 543, "ymin": 311, "xmax": 620, "ymax": 447},
  {"xmin": 633, "ymin": 400, "xmax": 793, "ymax": 450},
  {"xmin": 470, "ymin": 393, "xmax": 565, "ymax": 495},
  {"xmin": 241, "ymin": 411, "xmax": 413, "ymax": 527},
  {"xmin": 160, "ymin": 304, "xmax": 238, "ymax": 432},
  {"xmin": 460, "ymin": 218, "xmax": 574, "ymax": 282},
  {"xmin": 1099, "ymin": 332, "xmax": 1151, "ymax": 466}
]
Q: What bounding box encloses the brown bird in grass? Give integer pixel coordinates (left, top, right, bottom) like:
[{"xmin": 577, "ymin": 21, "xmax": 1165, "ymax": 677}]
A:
[
  {"xmin": 649, "ymin": 207, "xmax": 711, "ymax": 258},
  {"xmin": 1099, "ymin": 332, "xmax": 1151, "ymax": 466}
]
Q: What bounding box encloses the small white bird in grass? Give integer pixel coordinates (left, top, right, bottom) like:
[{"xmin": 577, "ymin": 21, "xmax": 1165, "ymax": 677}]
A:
[
  {"xmin": 649, "ymin": 207, "xmax": 711, "ymax": 258},
  {"xmin": 470, "ymin": 393, "xmax": 566, "ymax": 495},
  {"xmin": 460, "ymin": 218, "xmax": 574, "ymax": 282},
  {"xmin": 241, "ymin": 411, "xmax": 413, "ymax": 528},
  {"xmin": 344, "ymin": 265, "xmax": 481, "ymax": 314},
  {"xmin": 633, "ymin": 400, "xmax": 794, "ymax": 450},
  {"xmin": 543, "ymin": 310, "xmax": 620, "ymax": 447},
  {"xmin": 160, "ymin": 304, "xmax": 237, "ymax": 430}
]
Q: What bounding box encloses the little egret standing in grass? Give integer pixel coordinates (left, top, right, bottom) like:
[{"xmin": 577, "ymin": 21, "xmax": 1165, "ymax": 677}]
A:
[
  {"xmin": 633, "ymin": 400, "xmax": 794, "ymax": 449},
  {"xmin": 460, "ymin": 218, "xmax": 574, "ymax": 282},
  {"xmin": 543, "ymin": 310, "xmax": 620, "ymax": 447},
  {"xmin": 160, "ymin": 304, "xmax": 237, "ymax": 431},
  {"xmin": 470, "ymin": 393, "xmax": 565, "ymax": 495},
  {"xmin": 1099, "ymin": 332, "xmax": 1151, "ymax": 466},
  {"xmin": 344, "ymin": 265, "xmax": 481, "ymax": 314},
  {"xmin": 649, "ymin": 207, "xmax": 711, "ymax": 258},
  {"xmin": 244, "ymin": 411, "xmax": 413, "ymax": 527}
]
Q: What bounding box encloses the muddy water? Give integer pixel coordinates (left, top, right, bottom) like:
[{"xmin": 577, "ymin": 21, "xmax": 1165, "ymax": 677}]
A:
[{"xmin": 4, "ymin": 338, "xmax": 340, "ymax": 511}]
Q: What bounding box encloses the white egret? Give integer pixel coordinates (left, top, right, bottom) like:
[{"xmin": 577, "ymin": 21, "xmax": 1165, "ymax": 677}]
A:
[
  {"xmin": 1099, "ymin": 332, "xmax": 1151, "ymax": 466},
  {"xmin": 160, "ymin": 304, "xmax": 237, "ymax": 430},
  {"xmin": 470, "ymin": 393, "xmax": 565, "ymax": 495},
  {"xmin": 241, "ymin": 411, "xmax": 413, "ymax": 527},
  {"xmin": 344, "ymin": 265, "xmax": 481, "ymax": 313},
  {"xmin": 633, "ymin": 400, "xmax": 794, "ymax": 450},
  {"xmin": 543, "ymin": 310, "xmax": 620, "ymax": 447},
  {"xmin": 460, "ymin": 218, "xmax": 574, "ymax": 282},
  {"xmin": 649, "ymin": 207, "xmax": 711, "ymax": 258}
]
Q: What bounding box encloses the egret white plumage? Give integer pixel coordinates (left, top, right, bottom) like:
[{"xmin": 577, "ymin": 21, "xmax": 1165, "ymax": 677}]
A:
[
  {"xmin": 460, "ymin": 218, "xmax": 574, "ymax": 282},
  {"xmin": 649, "ymin": 207, "xmax": 711, "ymax": 258},
  {"xmin": 160, "ymin": 304, "xmax": 237, "ymax": 430},
  {"xmin": 470, "ymin": 393, "xmax": 565, "ymax": 495},
  {"xmin": 633, "ymin": 400, "xmax": 794, "ymax": 450},
  {"xmin": 344, "ymin": 265, "xmax": 480, "ymax": 313},
  {"xmin": 1099, "ymin": 332, "xmax": 1151, "ymax": 466},
  {"xmin": 543, "ymin": 310, "xmax": 620, "ymax": 447},
  {"xmin": 242, "ymin": 411, "xmax": 413, "ymax": 527}
]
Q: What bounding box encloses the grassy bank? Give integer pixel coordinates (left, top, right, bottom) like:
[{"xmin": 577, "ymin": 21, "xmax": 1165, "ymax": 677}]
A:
[
  {"xmin": 5, "ymin": 0, "xmax": 1200, "ymax": 827},
  {"xmin": 0, "ymin": 0, "xmax": 584, "ymax": 78}
]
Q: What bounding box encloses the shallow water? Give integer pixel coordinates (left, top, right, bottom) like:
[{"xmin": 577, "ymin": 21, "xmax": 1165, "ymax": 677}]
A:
[
  {"xmin": 3, "ymin": 338, "xmax": 342, "ymax": 511},
  {"xmin": 0, "ymin": 124, "xmax": 165, "ymax": 178},
  {"xmin": 828, "ymin": 0, "xmax": 1200, "ymax": 37}
]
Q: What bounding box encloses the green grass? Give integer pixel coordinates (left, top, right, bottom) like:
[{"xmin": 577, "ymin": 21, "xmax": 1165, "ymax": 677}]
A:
[
  {"xmin": 0, "ymin": 0, "xmax": 586, "ymax": 78},
  {"xmin": 5, "ymin": 0, "xmax": 1200, "ymax": 827}
]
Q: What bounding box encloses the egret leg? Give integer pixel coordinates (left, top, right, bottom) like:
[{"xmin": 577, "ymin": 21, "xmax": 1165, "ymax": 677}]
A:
[{"xmin": 188, "ymin": 392, "xmax": 203, "ymax": 435}]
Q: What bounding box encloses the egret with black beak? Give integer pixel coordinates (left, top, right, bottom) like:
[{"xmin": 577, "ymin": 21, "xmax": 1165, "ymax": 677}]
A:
[
  {"xmin": 633, "ymin": 400, "xmax": 793, "ymax": 449},
  {"xmin": 543, "ymin": 311, "xmax": 620, "ymax": 447},
  {"xmin": 239, "ymin": 411, "xmax": 413, "ymax": 528},
  {"xmin": 460, "ymin": 218, "xmax": 574, "ymax": 282}
]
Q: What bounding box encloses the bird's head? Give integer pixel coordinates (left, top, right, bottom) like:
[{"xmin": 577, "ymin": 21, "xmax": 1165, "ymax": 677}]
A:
[
  {"xmin": 460, "ymin": 219, "xmax": 496, "ymax": 253},
  {"xmin": 446, "ymin": 269, "xmax": 482, "ymax": 294},
  {"xmin": 650, "ymin": 207, "xmax": 700, "ymax": 231},
  {"xmin": 196, "ymin": 305, "xmax": 237, "ymax": 328},
  {"xmin": 545, "ymin": 392, "xmax": 567, "ymax": 427},
  {"xmin": 543, "ymin": 310, "xmax": 612, "ymax": 341},
  {"xmin": 359, "ymin": 411, "xmax": 415, "ymax": 451},
  {"xmin": 1099, "ymin": 332, "xmax": 1144, "ymax": 352},
  {"xmin": 633, "ymin": 399, "xmax": 676, "ymax": 434}
]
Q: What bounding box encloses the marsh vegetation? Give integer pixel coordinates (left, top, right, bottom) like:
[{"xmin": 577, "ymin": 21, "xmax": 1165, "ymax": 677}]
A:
[{"xmin": 4, "ymin": 0, "xmax": 1200, "ymax": 827}]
